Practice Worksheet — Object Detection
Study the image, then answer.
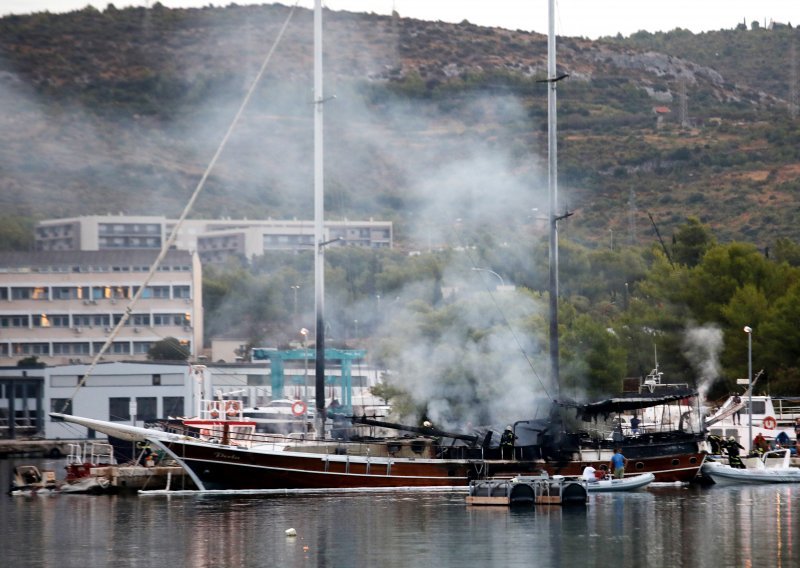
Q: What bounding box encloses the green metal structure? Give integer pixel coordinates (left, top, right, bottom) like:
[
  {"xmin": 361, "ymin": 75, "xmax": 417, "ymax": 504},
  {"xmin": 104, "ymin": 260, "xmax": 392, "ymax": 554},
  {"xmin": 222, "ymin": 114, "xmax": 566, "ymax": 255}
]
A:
[{"xmin": 251, "ymin": 348, "xmax": 366, "ymax": 412}]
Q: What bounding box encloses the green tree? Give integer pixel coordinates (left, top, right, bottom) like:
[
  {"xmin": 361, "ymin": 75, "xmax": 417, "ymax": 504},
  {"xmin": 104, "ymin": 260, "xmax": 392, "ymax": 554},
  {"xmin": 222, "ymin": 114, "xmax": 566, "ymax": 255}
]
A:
[
  {"xmin": 671, "ymin": 217, "xmax": 714, "ymax": 267},
  {"xmin": 148, "ymin": 337, "xmax": 190, "ymax": 361},
  {"xmin": 772, "ymin": 237, "xmax": 800, "ymax": 266},
  {"xmin": 560, "ymin": 312, "xmax": 627, "ymax": 398}
]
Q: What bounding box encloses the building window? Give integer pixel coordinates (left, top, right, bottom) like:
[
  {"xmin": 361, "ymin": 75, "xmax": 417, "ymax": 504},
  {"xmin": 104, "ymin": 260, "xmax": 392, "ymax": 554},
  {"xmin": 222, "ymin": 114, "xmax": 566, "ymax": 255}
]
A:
[
  {"xmin": 52, "ymin": 287, "xmax": 78, "ymax": 300},
  {"xmin": 12, "ymin": 343, "xmax": 49, "ymax": 355},
  {"xmin": 173, "ymin": 285, "xmax": 190, "ymax": 299},
  {"xmin": 152, "ymin": 374, "xmax": 161, "ymax": 386},
  {"xmin": 10, "ymin": 287, "xmax": 46, "ymax": 300},
  {"xmin": 163, "ymin": 397, "xmax": 184, "ymax": 418},
  {"xmin": 93, "ymin": 314, "xmax": 111, "ymax": 327},
  {"xmin": 136, "ymin": 397, "xmax": 158, "ymax": 421},
  {"xmin": 109, "ymin": 397, "xmax": 130, "ymax": 421},
  {"xmin": 111, "ymin": 342, "xmax": 130, "ymax": 355},
  {"xmin": 1, "ymin": 315, "xmax": 30, "ymax": 328},
  {"xmin": 50, "ymin": 399, "xmax": 73, "ymax": 419},
  {"xmin": 133, "ymin": 342, "xmax": 151, "ymax": 354},
  {"xmin": 131, "ymin": 314, "xmax": 150, "ymax": 326},
  {"xmin": 73, "ymin": 315, "xmax": 92, "ymax": 327}
]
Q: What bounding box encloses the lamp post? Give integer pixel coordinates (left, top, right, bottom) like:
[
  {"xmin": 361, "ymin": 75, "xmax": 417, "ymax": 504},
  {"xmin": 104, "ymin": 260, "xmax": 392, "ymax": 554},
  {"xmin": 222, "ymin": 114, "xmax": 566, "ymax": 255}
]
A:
[
  {"xmin": 471, "ymin": 267, "xmax": 505, "ymax": 289},
  {"xmin": 744, "ymin": 325, "xmax": 753, "ymax": 447},
  {"xmin": 300, "ymin": 327, "xmax": 309, "ymax": 421}
]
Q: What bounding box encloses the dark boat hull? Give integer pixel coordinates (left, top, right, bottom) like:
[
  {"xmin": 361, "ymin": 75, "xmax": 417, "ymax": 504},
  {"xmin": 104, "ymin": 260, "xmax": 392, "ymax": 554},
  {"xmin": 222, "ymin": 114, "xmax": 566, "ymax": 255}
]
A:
[{"xmin": 158, "ymin": 438, "xmax": 705, "ymax": 490}]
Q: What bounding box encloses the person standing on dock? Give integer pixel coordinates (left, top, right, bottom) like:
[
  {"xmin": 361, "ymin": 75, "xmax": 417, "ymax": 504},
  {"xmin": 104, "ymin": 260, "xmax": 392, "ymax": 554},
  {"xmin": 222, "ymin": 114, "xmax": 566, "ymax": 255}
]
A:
[
  {"xmin": 610, "ymin": 448, "xmax": 628, "ymax": 479},
  {"xmin": 500, "ymin": 426, "xmax": 517, "ymax": 460}
]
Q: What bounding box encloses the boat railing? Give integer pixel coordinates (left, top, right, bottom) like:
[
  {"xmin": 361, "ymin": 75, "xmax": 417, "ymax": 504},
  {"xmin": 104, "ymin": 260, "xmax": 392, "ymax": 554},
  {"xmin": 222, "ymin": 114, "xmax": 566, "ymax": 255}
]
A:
[
  {"xmin": 755, "ymin": 449, "xmax": 792, "ymax": 470},
  {"xmin": 167, "ymin": 420, "xmax": 493, "ymax": 459},
  {"xmin": 66, "ymin": 443, "xmax": 84, "ymax": 465},
  {"xmin": 201, "ymin": 399, "xmax": 244, "ymax": 421},
  {"xmin": 771, "ymin": 400, "xmax": 800, "ymax": 422}
]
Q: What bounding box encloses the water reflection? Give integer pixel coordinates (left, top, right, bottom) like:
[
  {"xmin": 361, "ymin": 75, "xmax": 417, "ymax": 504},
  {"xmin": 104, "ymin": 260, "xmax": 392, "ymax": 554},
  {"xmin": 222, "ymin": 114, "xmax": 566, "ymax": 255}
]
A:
[{"xmin": 1, "ymin": 463, "xmax": 799, "ymax": 568}]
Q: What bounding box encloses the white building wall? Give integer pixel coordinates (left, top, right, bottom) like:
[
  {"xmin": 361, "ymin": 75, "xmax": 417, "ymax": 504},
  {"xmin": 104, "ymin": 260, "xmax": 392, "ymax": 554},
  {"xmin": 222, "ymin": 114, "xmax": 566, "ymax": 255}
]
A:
[{"xmin": 37, "ymin": 362, "xmax": 198, "ymax": 439}]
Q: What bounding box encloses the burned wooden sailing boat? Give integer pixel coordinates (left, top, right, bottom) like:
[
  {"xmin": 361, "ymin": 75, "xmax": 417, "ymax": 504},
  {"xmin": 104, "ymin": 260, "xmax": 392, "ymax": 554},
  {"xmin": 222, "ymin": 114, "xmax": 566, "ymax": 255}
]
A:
[{"xmin": 52, "ymin": 0, "xmax": 706, "ymax": 490}]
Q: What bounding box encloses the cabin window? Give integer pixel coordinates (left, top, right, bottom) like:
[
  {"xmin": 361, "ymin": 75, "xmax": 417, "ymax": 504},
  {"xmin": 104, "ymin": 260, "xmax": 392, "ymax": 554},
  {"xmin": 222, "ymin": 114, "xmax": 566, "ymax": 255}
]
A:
[
  {"xmin": 671, "ymin": 459, "xmax": 680, "ymax": 466},
  {"xmin": 635, "ymin": 462, "xmax": 644, "ymax": 470}
]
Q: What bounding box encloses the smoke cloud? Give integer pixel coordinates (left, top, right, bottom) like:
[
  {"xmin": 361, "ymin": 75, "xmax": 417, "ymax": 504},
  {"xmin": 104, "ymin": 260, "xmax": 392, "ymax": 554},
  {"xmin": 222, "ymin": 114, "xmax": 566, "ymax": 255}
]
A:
[{"xmin": 683, "ymin": 323, "xmax": 724, "ymax": 401}]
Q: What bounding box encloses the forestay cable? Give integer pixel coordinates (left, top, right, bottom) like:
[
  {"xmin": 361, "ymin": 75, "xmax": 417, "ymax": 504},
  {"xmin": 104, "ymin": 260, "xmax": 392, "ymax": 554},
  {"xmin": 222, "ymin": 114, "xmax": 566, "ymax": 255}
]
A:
[{"xmin": 60, "ymin": 3, "xmax": 301, "ymax": 411}]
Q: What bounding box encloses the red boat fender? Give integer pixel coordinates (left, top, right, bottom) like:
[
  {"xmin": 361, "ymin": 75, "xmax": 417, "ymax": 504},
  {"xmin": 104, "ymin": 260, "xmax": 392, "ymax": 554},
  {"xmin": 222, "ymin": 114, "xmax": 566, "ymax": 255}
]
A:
[
  {"xmin": 291, "ymin": 400, "xmax": 307, "ymax": 416},
  {"xmin": 763, "ymin": 416, "xmax": 777, "ymax": 430}
]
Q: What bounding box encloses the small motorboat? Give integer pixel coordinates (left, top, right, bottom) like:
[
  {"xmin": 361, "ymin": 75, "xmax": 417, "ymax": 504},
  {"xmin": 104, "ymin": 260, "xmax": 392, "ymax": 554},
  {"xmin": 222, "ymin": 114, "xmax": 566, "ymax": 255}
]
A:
[
  {"xmin": 705, "ymin": 449, "xmax": 800, "ymax": 485},
  {"xmin": 583, "ymin": 472, "xmax": 655, "ymax": 492},
  {"xmin": 8, "ymin": 465, "xmax": 62, "ymax": 496}
]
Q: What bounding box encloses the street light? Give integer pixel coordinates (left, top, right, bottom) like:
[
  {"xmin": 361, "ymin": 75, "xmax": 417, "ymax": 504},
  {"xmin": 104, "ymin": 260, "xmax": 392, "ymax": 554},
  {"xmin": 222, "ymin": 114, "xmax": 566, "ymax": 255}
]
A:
[
  {"xmin": 744, "ymin": 325, "xmax": 753, "ymax": 447},
  {"xmin": 471, "ymin": 267, "xmax": 505, "ymax": 289}
]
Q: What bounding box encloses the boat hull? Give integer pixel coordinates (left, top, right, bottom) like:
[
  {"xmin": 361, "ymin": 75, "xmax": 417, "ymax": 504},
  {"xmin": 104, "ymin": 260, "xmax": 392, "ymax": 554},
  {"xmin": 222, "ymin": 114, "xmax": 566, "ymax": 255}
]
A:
[
  {"xmin": 704, "ymin": 463, "xmax": 800, "ymax": 485},
  {"xmin": 51, "ymin": 414, "xmax": 706, "ymax": 490},
  {"xmin": 584, "ymin": 473, "xmax": 655, "ymax": 492},
  {"xmin": 157, "ymin": 438, "xmax": 703, "ymax": 490}
]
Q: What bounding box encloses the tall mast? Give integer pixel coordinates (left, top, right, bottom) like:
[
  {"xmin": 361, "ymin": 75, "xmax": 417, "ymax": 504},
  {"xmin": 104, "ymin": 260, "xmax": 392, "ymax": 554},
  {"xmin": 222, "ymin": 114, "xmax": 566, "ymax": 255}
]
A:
[
  {"xmin": 547, "ymin": 0, "xmax": 560, "ymax": 399},
  {"xmin": 313, "ymin": 0, "xmax": 326, "ymax": 433}
]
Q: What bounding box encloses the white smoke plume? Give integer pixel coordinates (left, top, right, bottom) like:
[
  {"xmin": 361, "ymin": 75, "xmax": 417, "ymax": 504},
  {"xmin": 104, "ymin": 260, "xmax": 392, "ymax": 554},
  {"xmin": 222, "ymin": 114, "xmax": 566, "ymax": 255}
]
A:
[{"xmin": 683, "ymin": 323, "xmax": 724, "ymax": 402}]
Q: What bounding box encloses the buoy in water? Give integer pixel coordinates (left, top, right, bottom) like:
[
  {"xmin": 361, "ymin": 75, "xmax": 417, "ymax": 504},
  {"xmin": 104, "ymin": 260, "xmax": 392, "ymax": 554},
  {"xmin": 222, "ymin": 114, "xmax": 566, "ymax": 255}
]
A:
[{"xmin": 285, "ymin": 528, "xmax": 297, "ymax": 537}]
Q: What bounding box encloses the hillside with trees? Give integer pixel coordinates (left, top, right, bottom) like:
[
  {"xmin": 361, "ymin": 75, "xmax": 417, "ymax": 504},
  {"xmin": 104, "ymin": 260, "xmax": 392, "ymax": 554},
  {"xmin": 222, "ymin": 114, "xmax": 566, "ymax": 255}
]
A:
[{"xmin": 1, "ymin": 4, "xmax": 800, "ymax": 412}]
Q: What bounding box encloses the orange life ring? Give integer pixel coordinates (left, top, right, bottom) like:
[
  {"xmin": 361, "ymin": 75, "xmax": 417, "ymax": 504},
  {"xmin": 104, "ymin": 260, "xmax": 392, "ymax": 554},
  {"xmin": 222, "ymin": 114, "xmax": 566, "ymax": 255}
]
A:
[
  {"xmin": 763, "ymin": 416, "xmax": 777, "ymax": 430},
  {"xmin": 291, "ymin": 400, "xmax": 307, "ymax": 416},
  {"xmin": 225, "ymin": 400, "xmax": 241, "ymax": 417},
  {"xmin": 207, "ymin": 401, "xmax": 220, "ymax": 419}
]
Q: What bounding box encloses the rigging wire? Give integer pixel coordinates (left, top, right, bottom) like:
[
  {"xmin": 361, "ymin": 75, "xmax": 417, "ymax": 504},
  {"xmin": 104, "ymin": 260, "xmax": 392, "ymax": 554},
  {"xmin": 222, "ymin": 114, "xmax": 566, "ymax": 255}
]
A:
[{"xmin": 59, "ymin": 3, "xmax": 301, "ymax": 413}]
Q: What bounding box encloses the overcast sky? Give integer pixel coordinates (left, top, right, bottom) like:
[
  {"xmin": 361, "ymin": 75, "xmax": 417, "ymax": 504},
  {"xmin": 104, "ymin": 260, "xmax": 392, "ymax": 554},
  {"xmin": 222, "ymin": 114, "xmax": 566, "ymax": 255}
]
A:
[{"xmin": 3, "ymin": 1, "xmax": 799, "ymax": 39}]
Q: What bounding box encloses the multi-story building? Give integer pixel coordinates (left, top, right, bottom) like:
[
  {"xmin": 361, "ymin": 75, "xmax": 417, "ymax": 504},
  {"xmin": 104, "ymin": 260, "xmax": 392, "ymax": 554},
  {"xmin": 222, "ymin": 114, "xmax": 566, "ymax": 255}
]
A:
[
  {"xmin": 35, "ymin": 215, "xmax": 393, "ymax": 264},
  {"xmin": 0, "ymin": 250, "xmax": 202, "ymax": 365}
]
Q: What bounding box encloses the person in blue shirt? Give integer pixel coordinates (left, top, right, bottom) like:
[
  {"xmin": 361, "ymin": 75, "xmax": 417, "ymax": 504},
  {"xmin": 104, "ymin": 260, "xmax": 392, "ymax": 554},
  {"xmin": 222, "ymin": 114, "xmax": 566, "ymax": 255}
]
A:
[{"xmin": 609, "ymin": 448, "xmax": 628, "ymax": 479}]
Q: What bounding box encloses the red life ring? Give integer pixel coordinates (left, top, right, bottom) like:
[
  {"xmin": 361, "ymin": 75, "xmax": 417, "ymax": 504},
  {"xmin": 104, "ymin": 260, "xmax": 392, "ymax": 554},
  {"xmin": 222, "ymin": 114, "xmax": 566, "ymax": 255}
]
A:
[
  {"xmin": 225, "ymin": 400, "xmax": 241, "ymax": 417},
  {"xmin": 291, "ymin": 400, "xmax": 307, "ymax": 416},
  {"xmin": 207, "ymin": 401, "xmax": 220, "ymax": 419},
  {"xmin": 763, "ymin": 416, "xmax": 777, "ymax": 430}
]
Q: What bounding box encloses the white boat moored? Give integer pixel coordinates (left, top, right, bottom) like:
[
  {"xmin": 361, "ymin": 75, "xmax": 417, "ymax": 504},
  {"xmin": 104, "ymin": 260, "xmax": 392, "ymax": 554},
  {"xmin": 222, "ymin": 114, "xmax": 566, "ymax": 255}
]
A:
[{"xmin": 705, "ymin": 449, "xmax": 800, "ymax": 485}]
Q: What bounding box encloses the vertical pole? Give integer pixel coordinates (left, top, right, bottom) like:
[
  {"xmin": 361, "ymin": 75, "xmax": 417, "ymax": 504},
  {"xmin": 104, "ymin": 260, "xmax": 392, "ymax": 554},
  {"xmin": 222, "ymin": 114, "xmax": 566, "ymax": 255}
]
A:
[
  {"xmin": 313, "ymin": 0, "xmax": 326, "ymax": 435},
  {"xmin": 747, "ymin": 328, "xmax": 753, "ymax": 449},
  {"xmin": 547, "ymin": 0, "xmax": 559, "ymax": 399}
]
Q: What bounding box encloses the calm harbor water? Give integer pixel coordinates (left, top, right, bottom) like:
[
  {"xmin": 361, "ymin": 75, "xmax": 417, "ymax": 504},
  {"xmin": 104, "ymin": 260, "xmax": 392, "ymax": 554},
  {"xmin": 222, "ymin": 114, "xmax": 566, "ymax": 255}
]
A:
[{"xmin": 1, "ymin": 458, "xmax": 798, "ymax": 568}]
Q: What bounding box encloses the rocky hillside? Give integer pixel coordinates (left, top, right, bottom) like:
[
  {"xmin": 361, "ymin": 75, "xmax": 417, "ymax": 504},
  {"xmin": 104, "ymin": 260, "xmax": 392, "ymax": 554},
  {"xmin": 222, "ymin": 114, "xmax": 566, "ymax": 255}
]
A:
[{"xmin": 0, "ymin": 3, "xmax": 798, "ymax": 250}]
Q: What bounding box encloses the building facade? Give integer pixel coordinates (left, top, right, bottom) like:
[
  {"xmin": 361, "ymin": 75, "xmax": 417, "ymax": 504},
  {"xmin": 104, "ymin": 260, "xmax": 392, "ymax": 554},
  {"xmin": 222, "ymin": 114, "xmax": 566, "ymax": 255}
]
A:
[
  {"xmin": 0, "ymin": 250, "xmax": 202, "ymax": 366},
  {"xmin": 35, "ymin": 215, "xmax": 393, "ymax": 264}
]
